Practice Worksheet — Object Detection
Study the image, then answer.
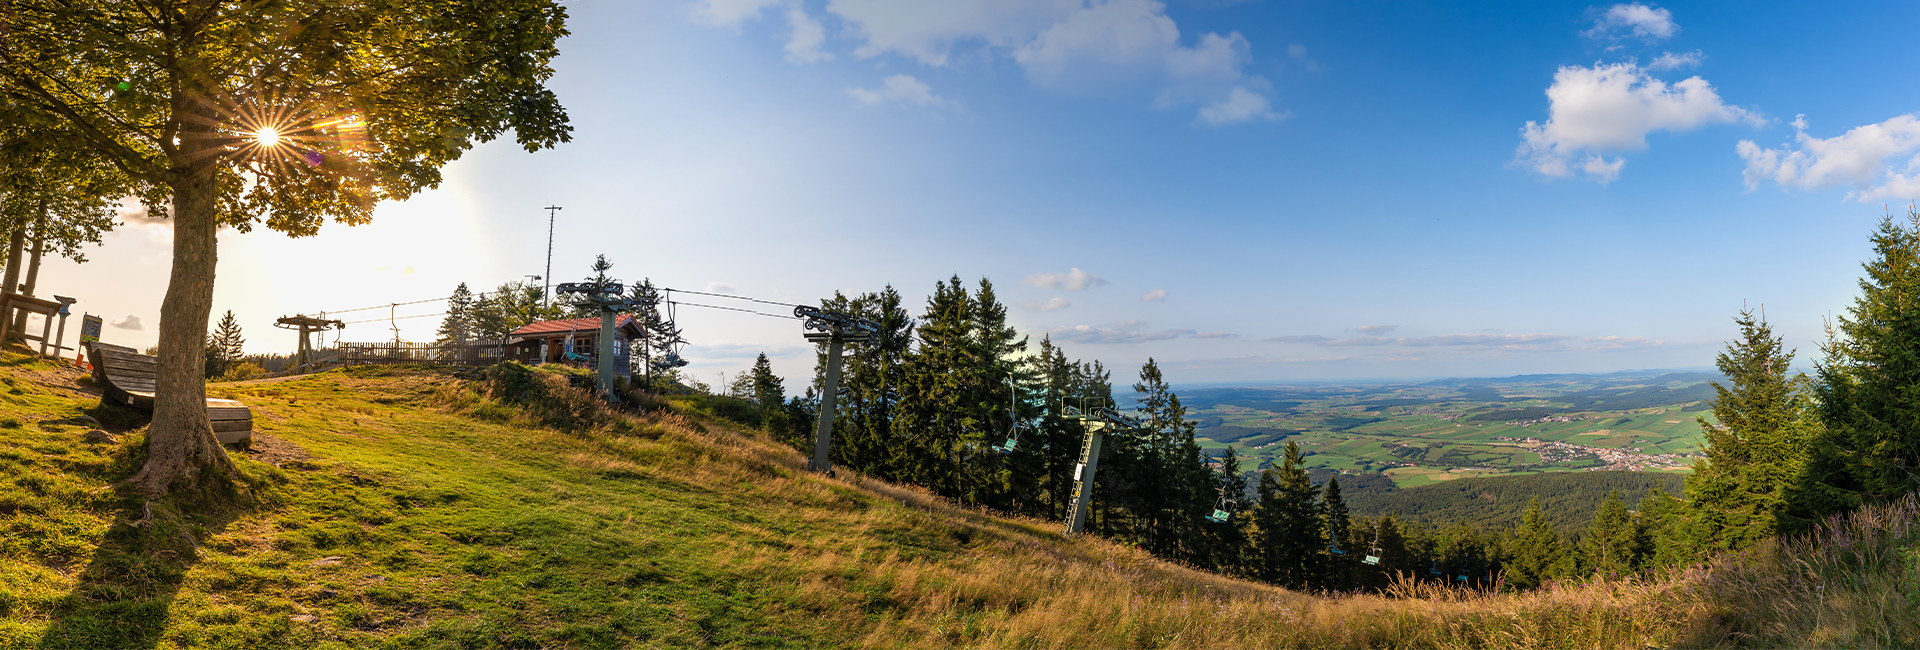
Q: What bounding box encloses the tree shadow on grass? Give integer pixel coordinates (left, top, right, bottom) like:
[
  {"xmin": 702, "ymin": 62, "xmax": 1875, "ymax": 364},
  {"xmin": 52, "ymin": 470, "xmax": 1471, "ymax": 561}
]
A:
[{"xmin": 37, "ymin": 461, "xmax": 263, "ymax": 649}]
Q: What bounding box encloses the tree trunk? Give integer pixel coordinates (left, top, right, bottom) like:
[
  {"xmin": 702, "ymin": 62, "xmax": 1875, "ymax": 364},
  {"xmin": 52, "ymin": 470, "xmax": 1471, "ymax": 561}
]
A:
[
  {"xmin": 2, "ymin": 218, "xmax": 21, "ymax": 293},
  {"xmin": 128, "ymin": 112, "xmax": 233, "ymax": 497},
  {"xmin": 13, "ymin": 201, "xmax": 46, "ymax": 333},
  {"xmin": 1, "ymin": 219, "xmax": 21, "ymax": 346}
]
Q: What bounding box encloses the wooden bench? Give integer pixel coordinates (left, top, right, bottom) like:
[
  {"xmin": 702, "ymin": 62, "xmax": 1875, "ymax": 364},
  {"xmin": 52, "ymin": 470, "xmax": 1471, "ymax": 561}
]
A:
[{"xmin": 86, "ymin": 342, "xmax": 253, "ymax": 445}]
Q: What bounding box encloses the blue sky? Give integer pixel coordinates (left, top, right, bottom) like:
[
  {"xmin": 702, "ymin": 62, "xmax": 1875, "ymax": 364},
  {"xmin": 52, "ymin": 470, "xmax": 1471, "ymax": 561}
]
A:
[{"xmin": 38, "ymin": 0, "xmax": 1920, "ymax": 386}]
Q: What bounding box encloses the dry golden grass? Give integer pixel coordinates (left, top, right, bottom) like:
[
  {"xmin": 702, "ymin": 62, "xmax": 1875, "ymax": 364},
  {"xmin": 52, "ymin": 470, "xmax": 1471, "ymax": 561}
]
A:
[
  {"xmin": 580, "ymin": 384, "xmax": 1719, "ymax": 649},
  {"xmin": 12, "ymin": 358, "xmax": 1904, "ymax": 649}
]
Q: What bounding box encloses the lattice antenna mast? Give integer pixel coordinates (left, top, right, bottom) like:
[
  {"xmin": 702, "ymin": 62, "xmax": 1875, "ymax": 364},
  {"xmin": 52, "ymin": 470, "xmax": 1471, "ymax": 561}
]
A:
[{"xmin": 541, "ymin": 205, "xmax": 561, "ymax": 307}]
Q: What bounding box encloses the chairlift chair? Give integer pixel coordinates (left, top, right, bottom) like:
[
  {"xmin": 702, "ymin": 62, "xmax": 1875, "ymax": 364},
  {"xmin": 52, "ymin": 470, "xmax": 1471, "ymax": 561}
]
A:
[
  {"xmin": 1362, "ymin": 520, "xmax": 1384, "ymax": 565},
  {"xmin": 991, "ymin": 376, "xmax": 1024, "ymax": 454},
  {"xmin": 1203, "ymin": 473, "xmax": 1233, "ymax": 524}
]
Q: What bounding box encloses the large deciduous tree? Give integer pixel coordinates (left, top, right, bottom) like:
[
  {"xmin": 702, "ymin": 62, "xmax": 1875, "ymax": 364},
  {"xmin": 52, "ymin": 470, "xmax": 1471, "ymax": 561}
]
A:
[{"xmin": 0, "ymin": 1, "xmax": 573, "ymax": 495}]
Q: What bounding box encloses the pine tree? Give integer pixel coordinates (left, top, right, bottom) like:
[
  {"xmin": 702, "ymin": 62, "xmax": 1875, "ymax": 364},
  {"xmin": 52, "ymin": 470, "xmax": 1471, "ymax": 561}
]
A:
[
  {"xmin": 1505, "ymin": 496, "xmax": 1564, "ymax": 590},
  {"xmin": 1252, "ymin": 468, "xmax": 1285, "ymax": 583},
  {"xmin": 1791, "ymin": 208, "xmax": 1920, "ymax": 529},
  {"xmin": 437, "ymin": 282, "xmax": 476, "ymax": 346},
  {"xmin": 563, "ymin": 254, "xmax": 617, "ymax": 318},
  {"xmin": 1253, "ymin": 441, "xmax": 1324, "ymax": 589},
  {"xmin": 1580, "ymin": 489, "xmax": 1641, "ymax": 578},
  {"xmin": 1634, "ymin": 487, "xmax": 1696, "ymax": 569},
  {"xmin": 1322, "ymin": 476, "xmax": 1354, "ymax": 589},
  {"xmin": 750, "ymin": 353, "xmax": 785, "ymax": 411},
  {"xmin": 1686, "ymin": 308, "xmax": 1818, "ymax": 551},
  {"xmin": 967, "ymin": 278, "xmax": 1027, "ymax": 509},
  {"xmin": 895, "ymin": 277, "xmax": 978, "ymax": 498},
  {"xmin": 203, "ymin": 310, "xmax": 243, "ymax": 378},
  {"xmin": 1208, "ymin": 445, "xmax": 1252, "ymax": 577},
  {"xmin": 1133, "ymin": 358, "xmax": 1190, "ymax": 558}
]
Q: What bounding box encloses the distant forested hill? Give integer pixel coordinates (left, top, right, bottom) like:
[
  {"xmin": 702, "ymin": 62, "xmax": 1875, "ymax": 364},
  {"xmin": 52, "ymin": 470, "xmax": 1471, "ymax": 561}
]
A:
[{"xmin": 1340, "ymin": 471, "xmax": 1686, "ymax": 537}]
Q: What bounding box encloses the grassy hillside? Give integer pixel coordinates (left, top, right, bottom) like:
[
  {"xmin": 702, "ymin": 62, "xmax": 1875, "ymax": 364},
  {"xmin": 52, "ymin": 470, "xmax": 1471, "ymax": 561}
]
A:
[
  {"xmin": 1, "ymin": 350, "xmax": 1914, "ymax": 648},
  {"xmin": 1345, "ymin": 471, "xmax": 1688, "ymax": 537}
]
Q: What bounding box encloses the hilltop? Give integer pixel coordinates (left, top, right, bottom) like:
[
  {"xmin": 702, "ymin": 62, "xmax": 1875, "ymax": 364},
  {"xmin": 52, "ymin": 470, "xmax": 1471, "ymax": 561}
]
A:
[{"xmin": 1, "ymin": 351, "xmax": 1913, "ymax": 648}]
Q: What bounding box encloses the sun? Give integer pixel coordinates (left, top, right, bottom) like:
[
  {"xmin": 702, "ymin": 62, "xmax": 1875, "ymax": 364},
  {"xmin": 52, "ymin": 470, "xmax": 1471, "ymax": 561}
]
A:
[{"xmin": 253, "ymin": 127, "xmax": 282, "ymax": 147}]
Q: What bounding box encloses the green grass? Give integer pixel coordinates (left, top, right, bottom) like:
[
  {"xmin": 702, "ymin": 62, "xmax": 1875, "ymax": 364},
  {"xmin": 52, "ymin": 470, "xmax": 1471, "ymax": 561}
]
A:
[{"xmin": 2, "ymin": 351, "xmax": 1912, "ymax": 649}]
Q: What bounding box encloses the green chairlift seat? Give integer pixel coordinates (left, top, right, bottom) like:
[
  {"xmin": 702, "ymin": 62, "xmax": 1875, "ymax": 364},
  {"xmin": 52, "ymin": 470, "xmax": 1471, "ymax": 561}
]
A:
[{"xmin": 1205, "ymin": 509, "xmax": 1230, "ymax": 523}]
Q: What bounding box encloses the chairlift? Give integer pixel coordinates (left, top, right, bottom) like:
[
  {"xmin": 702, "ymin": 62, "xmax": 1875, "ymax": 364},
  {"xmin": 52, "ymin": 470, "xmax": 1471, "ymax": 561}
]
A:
[
  {"xmin": 1203, "ymin": 469, "xmax": 1233, "ymax": 524},
  {"xmin": 1361, "ymin": 519, "xmax": 1384, "ymax": 565},
  {"xmin": 991, "ymin": 377, "xmax": 1024, "ymax": 454},
  {"xmin": 1328, "ymin": 538, "xmax": 1347, "ymax": 555},
  {"xmin": 561, "ymin": 318, "xmax": 593, "ymax": 366}
]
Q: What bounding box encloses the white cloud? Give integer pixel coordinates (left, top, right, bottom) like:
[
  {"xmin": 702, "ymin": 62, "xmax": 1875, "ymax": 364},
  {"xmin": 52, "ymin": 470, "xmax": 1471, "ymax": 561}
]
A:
[
  {"xmin": 1585, "ymin": 3, "xmax": 1679, "ymax": 41},
  {"xmin": 1397, "ymin": 333, "xmax": 1569, "ymax": 347},
  {"xmin": 1736, "ymin": 113, "xmax": 1920, "ymax": 202},
  {"xmin": 694, "ymin": 0, "xmax": 784, "ymax": 26},
  {"xmin": 1141, "ymin": 289, "xmax": 1166, "ymax": 301},
  {"xmin": 1192, "ymin": 331, "xmax": 1237, "ymax": 339},
  {"xmin": 1021, "ymin": 297, "xmax": 1072, "ymax": 311},
  {"xmin": 706, "ymin": 282, "xmax": 739, "ymax": 293},
  {"xmin": 847, "ymin": 74, "xmax": 958, "ymax": 110},
  {"xmin": 1050, "ymin": 321, "xmax": 1195, "ymax": 344},
  {"xmin": 1583, "ymin": 335, "xmax": 1664, "ymax": 349},
  {"xmin": 1354, "ymin": 324, "xmax": 1398, "ymax": 334},
  {"xmin": 1198, "ymin": 85, "xmax": 1287, "ymax": 125},
  {"xmin": 1263, "ymin": 335, "xmax": 1330, "ymax": 344},
  {"xmin": 1287, "ymin": 43, "xmax": 1323, "ymax": 74},
  {"xmin": 1647, "ymin": 50, "xmax": 1701, "ymax": 71},
  {"xmin": 1514, "ymin": 61, "xmax": 1761, "ymax": 183},
  {"xmin": 1265, "ymin": 331, "xmax": 1579, "ymax": 350},
  {"xmin": 111, "ymin": 315, "xmax": 143, "ymax": 330},
  {"xmin": 785, "ymin": 6, "xmax": 833, "ymax": 63},
  {"xmin": 1023, "ymin": 267, "xmax": 1108, "ymax": 290},
  {"xmin": 821, "ymin": 0, "xmax": 1279, "ymax": 123}
]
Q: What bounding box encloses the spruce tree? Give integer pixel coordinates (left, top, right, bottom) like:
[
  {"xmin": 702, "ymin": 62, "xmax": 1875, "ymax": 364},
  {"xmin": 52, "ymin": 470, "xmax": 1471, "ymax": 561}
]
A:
[
  {"xmin": 1687, "ymin": 308, "xmax": 1818, "ymax": 550},
  {"xmin": 1322, "ymin": 476, "xmax": 1354, "ymax": 589},
  {"xmin": 750, "ymin": 353, "xmax": 784, "ymax": 410},
  {"xmin": 1634, "ymin": 487, "xmax": 1695, "ymax": 569},
  {"xmin": 1505, "ymin": 497, "xmax": 1563, "ymax": 590},
  {"xmin": 968, "ymin": 278, "xmax": 1027, "ymax": 509},
  {"xmin": 1252, "ymin": 468, "xmax": 1285, "ymax": 583},
  {"xmin": 1580, "ymin": 489, "xmax": 1640, "ymax": 578},
  {"xmin": 1792, "ymin": 208, "xmax": 1920, "ymax": 529},
  {"xmin": 437, "ymin": 282, "xmax": 476, "ymax": 347},
  {"xmin": 204, "ymin": 310, "xmax": 243, "ymax": 378},
  {"xmin": 1253, "ymin": 441, "xmax": 1323, "ymax": 589},
  {"xmin": 896, "ymin": 277, "xmax": 977, "ymax": 498},
  {"xmin": 1208, "ymin": 446, "xmax": 1252, "ymax": 577}
]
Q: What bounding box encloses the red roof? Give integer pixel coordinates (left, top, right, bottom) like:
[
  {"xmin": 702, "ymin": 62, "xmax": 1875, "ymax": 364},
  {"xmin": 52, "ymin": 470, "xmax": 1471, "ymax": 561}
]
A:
[{"xmin": 510, "ymin": 314, "xmax": 643, "ymax": 336}]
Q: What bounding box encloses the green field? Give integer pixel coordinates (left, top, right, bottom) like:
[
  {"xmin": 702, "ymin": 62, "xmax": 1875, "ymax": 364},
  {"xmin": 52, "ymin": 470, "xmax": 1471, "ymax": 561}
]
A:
[{"xmin": 1182, "ymin": 371, "xmax": 1719, "ymax": 487}]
